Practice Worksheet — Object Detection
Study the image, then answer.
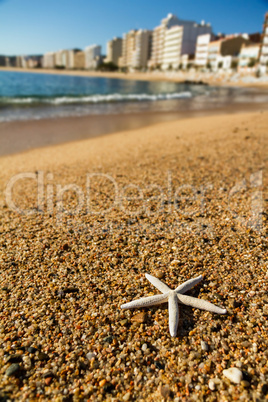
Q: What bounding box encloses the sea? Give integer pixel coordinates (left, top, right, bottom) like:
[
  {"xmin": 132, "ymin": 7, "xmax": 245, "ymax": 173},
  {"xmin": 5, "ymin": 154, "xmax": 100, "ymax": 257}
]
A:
[{"xmin": 0, "ymin": 70, "xmax": 268, "ymax": 122}]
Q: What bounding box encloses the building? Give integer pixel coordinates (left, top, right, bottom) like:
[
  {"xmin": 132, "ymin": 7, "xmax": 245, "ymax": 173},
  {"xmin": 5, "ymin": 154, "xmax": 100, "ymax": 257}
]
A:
[
  {"xmin": 119, "ymin": 30, "xmax": 137, "ymax": 68},
  {"xmin": 148, "ymin": 13, "xmax": 212, "ymax": 70},
  {"xmin": 0, "ymin": 55, "xmax": 6, "ymax": 66},
  {"xmin": 238, "ymin": 43, "xmax": 260, "ymax": 70},
  {"xmin": 5, "ymin": 56, "xmax": 16, "ymax": 67},
  {"xmin": 131, "ymin": 30, "xmax": 152, "ymax": 69},
  {"xmin": 66, "ymin": 49, "xmax": 85, "ymax": 69},
  {"xmin": 55, "ymin": 50, "xmax": 68, "ymax": 68},
  {"xmin": 148, "ymin": 13, "xmax": 181, "ymax": 69},
  {"xmin": 162, "ymin": 25, "xmax": 183, "ymax": 70},
  {"xmin": 119, "ymin": 29, "xmax": 151, "ymax": 70},
  {"xmin": 179, "ymin": 18, "xmax": 212, "ymax": 56},
  {"xmin": 195, "ymin": 33, "xmax": 211, "ymax": 67},
  {"xmin": 84, "ymin": 45, "xmax": 102, "ymax": 70},
  {"xmin": 259, "ymin": 12, "xmax": 268, "ymax": 74},
  {"xmin": 106, "ymin": 37, "xmax": 122, "ymax": 66},
  {"xmin": 248, "ymin": 32, "xmax": 262, "ymax": 43},
  {"xmin": 15, "ymin": 54, "xmax": 42, "ymax": 69},
  {"xmin": 42, "ymin": 52, "xmax": 56, "ymax": 68},
  {"xmin": 181, "ymin": 54, "xmax": 189, "ymax": 70},
  {"xmin": 16, "ymin": 55, "xmax": 26, "ymax": 68},
  {"xmin": 207, "ymin": 35, "xmax": 251, "ymax": 70}
]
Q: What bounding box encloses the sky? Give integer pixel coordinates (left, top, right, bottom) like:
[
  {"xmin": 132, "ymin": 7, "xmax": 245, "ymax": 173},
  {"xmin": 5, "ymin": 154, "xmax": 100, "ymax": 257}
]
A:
[{"xmin": 0, "ymin": 0, "xmax": 267, "ymax": 55}]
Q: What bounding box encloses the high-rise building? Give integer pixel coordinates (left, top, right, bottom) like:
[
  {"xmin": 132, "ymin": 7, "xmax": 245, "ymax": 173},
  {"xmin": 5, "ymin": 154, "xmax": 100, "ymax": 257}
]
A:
[
  {"xmin": 179, "ymin": 19, "xmax": 212, "ymax": 56},
  {"xmin": 55, "ymin": 50, "xmax": 68, "ymax": 68},
  {"xmin": 84, "ymin": 45, "xmax": 102, "ymax": 70},
  {"xmin": 162, "ymin": 26, "xmax": 183, "ymax": 70},
  {"xmin": 259, "ymin": 12, "xmax": 268, "ymax": 73},
  {"xmin": 42, "ymin": 52, "xmax": 56, "ymax": 68},
  {"xmin": 148, "ymin": 14, "xmax": 181, "ymax": 69},
  {"xmin": 66, "ymin": 49, "xmax": 85, "ymax": 69},
  {"xmin": 148, "ymin": 13, "xmax": 212, "ymax": 69},
  {"xmin": 119, "ymin": 29, "xmax": 151, "ymax": 70},
  {"xmin": 119, "ymin": 30, "xmax": 137, "ymax": 68},
  {"xmin": 106, "ymin": 37, "xmax": 122, "ymax": 66},
  {"xmin": 132, "ymin": 30, "xmax": 152, "ymax": 69}
]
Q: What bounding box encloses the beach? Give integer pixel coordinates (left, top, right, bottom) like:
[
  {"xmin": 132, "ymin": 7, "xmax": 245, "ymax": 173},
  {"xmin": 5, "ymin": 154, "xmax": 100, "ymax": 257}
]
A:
[
  {"xmin": 1, "ymin": 68, "xmax": 268, "ymax": 156},
  {"xmin": 0, "ymin": 109, "xmax": 267, "ymax": 401},
  {"xmin": 1, "ymin": 101, "xmax": 268, "ymax": 157}
]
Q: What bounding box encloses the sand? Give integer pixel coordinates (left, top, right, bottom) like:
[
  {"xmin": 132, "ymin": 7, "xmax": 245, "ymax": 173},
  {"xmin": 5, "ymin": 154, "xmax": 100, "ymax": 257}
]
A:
[
  {"xmin": 0, "ymin": 111, "xmax": 267, "ymax": 401},
  {"xmin": 1, "ymin": 103, "xmax": 268, "ymax": 158},
  {"xmin": 1, "ymin": 66, "xmax": 268, "ymax": 89}
]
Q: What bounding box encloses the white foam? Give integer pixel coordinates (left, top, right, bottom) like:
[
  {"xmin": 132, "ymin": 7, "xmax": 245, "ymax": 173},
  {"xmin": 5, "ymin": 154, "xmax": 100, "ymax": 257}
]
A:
[{"xmin": 0, "ymin": 92, "xmax": 192, "ymax": 105}]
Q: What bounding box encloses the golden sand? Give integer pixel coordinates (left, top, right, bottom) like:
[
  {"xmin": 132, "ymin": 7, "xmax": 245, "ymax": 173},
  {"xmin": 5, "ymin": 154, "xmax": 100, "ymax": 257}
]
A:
[{"xmin": 0, "ymin": 111, "xmax": 267, "ymax": 400}]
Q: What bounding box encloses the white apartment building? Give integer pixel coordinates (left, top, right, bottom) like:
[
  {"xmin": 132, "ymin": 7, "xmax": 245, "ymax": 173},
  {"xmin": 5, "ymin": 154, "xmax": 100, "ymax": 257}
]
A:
[
  {"xmin": 238, "ymin": 43, "xmax": 260, "ymax": 70},
  {"xmin": 131, "ymin": 30, "xmax": 152, "ymax": 69},
  {"xmin": 106, "ymin": 37, "xmax": 122, "ymax": 65},
  {"xmin": 195, "ymin": 33, "xmax": 212, "ymax": 67},
  {"xmin": 66, "ymin": 49, "xmax": 85, "ymax": 69},
  {"xmin": 148, "ymin": 13, "xmax": 212, "ymax": 70},
  {"xmin": 179, "ymin": 19, "xmax": 212, "ymax": 56},
  {"xmin": 162, "ymin": 26, "xmax": 183, "ymax": 70},
  {"xmin": 55, "ymin": 50, "xmax": 67, "ymax": 68},
  {"xmin": 119, "ymin": 29, "xmax": 151, "ymax": 69},
  {"xmin": 259, "ymin": 12, "xmax": 268, "ymax": 73},
  {"xmin": 119, "ymin": 30, "xmax": 136, "ymax": 68},
  {"xmin": 148, "ymin": 13, "xmax": 181, "ymax": 69},
  {"xmin": 42, "ymin": 52, "xmax": 55, "ymax": 68},
  {"xmin": 84, "ymin": 45, "xmax": 102, "ymax": 70}
]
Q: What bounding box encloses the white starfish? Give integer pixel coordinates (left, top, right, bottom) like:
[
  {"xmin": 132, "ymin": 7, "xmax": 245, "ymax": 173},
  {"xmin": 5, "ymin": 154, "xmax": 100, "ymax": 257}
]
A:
[{"xmin": 121, "ymin": 274, "xmax": 227, "ymax": 337}]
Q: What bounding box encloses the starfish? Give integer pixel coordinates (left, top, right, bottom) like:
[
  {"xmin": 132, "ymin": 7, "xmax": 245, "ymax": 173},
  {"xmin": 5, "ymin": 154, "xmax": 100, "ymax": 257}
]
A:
[{"xmin": 121, "ymin": 274, "xmax": 227, "ymax": 337}]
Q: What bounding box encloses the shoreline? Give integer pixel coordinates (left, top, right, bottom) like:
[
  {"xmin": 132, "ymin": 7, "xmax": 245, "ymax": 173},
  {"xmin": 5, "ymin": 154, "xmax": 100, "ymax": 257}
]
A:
[
  {"xmin": 1, "ymin": 66, "xmax": 268, "ymax": 89},
  {"xmin": 1, "ymin": 102, "xmax": 268, "ymax": 157}
]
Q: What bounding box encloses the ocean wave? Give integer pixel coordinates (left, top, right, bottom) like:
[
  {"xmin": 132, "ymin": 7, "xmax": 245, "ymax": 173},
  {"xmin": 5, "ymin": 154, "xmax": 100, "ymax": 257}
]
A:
[{"xmin": 0, "ymin": 91, "xmax": 192, "ymax": 106}]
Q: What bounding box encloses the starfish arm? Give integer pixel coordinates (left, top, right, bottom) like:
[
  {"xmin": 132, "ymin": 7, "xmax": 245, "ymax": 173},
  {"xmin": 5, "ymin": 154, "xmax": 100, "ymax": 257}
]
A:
[
  {"xmin": 177, "ymin": 294, "xmax": 227, "ymax": 314},
  {"xmin": 168, "ymin": 292, "xmax": 179, "ymax": 337},
  {"xmin": 121, "ymin": 293, "xmax": 168, "ymax": 309},
  {"xmin": 145, "ymin": 273, "xmax": 171, "ymax": 294},
  {"xmin": 175, "ymin": 275, "xmax": 203, "ymax": 294}
]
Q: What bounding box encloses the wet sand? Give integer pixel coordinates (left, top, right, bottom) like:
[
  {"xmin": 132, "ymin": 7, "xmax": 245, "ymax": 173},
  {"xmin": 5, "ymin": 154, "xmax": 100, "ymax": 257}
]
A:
[{"xmin": 1, "ymin": 101, "xmax": 268, "ymax": 157}]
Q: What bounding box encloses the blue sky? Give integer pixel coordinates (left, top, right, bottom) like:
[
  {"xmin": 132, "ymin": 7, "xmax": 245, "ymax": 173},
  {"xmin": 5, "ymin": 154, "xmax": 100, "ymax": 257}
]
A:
[{"xmin": 0, "ymin": 0, "xmax": 267, "ymax": 55}]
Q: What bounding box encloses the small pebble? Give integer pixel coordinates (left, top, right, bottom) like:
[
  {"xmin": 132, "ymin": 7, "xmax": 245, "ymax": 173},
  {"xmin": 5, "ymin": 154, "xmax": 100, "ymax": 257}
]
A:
[
  {"xmin": 86, "ymin": 352, "xmax": 96, "ymax": 361},
  {"xmin": 38, "ymin": 352, "xmax": 49, "ymax": 361},
  {"xmin": 223, "ymin": 368, "xmax": 243, "ymax": 384},
  {"xmin": 123, "ymin": 392, "xmax": 131, "ymax": 401},
  {"xmin": 141, "ymin": 343, "xmax": 148, "ymax": 352},
  {"xmin": 27, "ymin": 346, "xmax": 38, "ymax": 354},
  {"xmin": 131, "ymin": 312, "xmax": 147, "ymax": 323},
  {"xmin": 208, "ymin": 379, "xmax": 216, "ymax": 391},
  {"xmin": 99, "ymin": 379, "xmax": 107, "ymax": 387},
  {"xmin": 6, "ymin": 363, "xmax": 20, "ymax": 377},
  {"xmin": 159, "ymin": 385, "xmax": 171, "ymax": 398},
  {"xmin": 45, "ymin": 377, "xmax": 53, "ymax": 385},
  {"xmin": 154, "ymin": 270, "xmax": 164, "ymax": 279},
  {"xmin": 201, "ymin": 340, "xmax": 209, "ymax": 351}
]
